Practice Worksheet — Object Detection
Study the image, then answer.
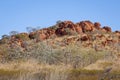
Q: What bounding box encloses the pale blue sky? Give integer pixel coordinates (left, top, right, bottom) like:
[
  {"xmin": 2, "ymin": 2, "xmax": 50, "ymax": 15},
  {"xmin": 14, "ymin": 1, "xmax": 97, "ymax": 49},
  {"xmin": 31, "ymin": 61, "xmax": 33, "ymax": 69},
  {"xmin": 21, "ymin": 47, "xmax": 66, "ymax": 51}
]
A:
[{"xmin": 0, "ymin": 0, "xmax": 120, "ymax": 38}]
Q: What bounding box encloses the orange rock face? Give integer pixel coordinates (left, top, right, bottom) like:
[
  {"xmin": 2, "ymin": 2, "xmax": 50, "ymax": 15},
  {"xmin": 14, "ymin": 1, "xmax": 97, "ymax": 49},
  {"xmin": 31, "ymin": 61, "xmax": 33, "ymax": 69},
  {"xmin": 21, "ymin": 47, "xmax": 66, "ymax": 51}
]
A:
[
  {"xmin": 75, "ymin": 23, "xmax": 83, "ymax": 33},
  {"xmin": 55, "ymin": 20, "xmax": 105, "ymax": 36},
  {"xmin": 8, "ymin": 35, "xmax": 25, "ymax": 49},
  {"xmin": 35, "ymin": 28, "xmax": 55, "ymax": 42},
  {"xmin": 11, "ymin": 20, "xmax": 116, "ymax": 44},
  {"xmin": 55, "ymin": 21, "xmax": 84, "ymax": 36},
  {"xmin": 78, "ymin": 21, "xmax": 95, "ymax": 32},
  {"xmin": 55, "ymin": 28, "xmax": 67, "ymax": 36},
  {"xmin": 55, "ymin": 21, "xmax": 76, "ymax": 36},
  {"xmin": 80, "ymin": 34, "xmax": 90, "ymax": 41},
  {"xmin": 94, "ymin": 22, "xmax": 101, "ymax": 30}
]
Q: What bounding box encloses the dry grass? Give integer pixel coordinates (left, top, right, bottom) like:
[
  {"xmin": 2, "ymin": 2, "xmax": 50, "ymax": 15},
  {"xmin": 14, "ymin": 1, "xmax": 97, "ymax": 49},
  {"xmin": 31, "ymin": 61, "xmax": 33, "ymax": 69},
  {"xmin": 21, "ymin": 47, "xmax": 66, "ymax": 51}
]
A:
[
  {"xmin": 84, "ymin": 60, "xmax": 113, "ymax": 70},
  {"xmin": 0, "ymin": 59, "xmax": 69, "ymax": 71},
  {"xmin": 0, "ymin": 59, "xmax": 72, "ymax": 80},
  {"xmin": 0, "ymin": 59, "xmax": 120, "ymax": 80}
]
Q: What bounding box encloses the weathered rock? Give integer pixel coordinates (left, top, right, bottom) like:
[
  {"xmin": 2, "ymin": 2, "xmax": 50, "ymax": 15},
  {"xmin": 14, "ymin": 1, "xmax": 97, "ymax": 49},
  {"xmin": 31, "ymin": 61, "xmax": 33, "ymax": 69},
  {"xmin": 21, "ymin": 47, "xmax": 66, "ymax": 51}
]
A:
[
  {"xmin": 75, "ymin": 23, "xmax": 83, "ymax": 33},
  {"xmin": 64, "ymin": 36, "xmax": 77, "ymax": 45},
  {"xmin": 102, "ymin": 26, "xmax": 112, "ymax": 32},
  {"xmin": 59, "ymin": 21, "xmax": 75, "ymax": 28},
  {"xmin": 55, "ymin": 21, "xmax": 76, "ymax": 36},
  {"xmin": 29, "ymin": 32, "xmax": 36, "ymax": 39},
  {"xmin": 36, "ymin": 33, "xmax": 47, "ymax": 42},
  {"xmin": 80, "ymin": 34, "xmax": 90, "ymax": 41},
  {"xmin": 36, "ymin": 28, "xmax": 56, "ymax": 42},
  {"xmin": 8, "ymin": 35, "xmax": 26, "ymax": 49},
  {"xmin": 55, "ymin": 28, "xmax": 67, "ymax": 36},
  {"xmin": 94, "ymin": 22, "xmax": 101, "ymax": 30},
  {"xmin": 78, "ymin": 21, "xmax": 95, "ymax": 32}
]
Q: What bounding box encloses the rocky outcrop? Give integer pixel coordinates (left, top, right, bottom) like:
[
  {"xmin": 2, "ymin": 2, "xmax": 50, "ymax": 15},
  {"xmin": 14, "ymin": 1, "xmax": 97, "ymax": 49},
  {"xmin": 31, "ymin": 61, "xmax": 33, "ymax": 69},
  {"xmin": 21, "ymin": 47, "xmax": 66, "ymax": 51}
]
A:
[
  {"xmin": 55, "ymin": 20, "xmax": 98, "ymax": 36},
  {"xmin": 28, "ymin": 20, "xmax": 115, "ymax": 43},
  {"xmin": 55, "ymin": 21, "xmax": 76, "ymax": 36},
  {"xmin": 1, "ymin": 20, "xmax": 119, "ymax": 53},
  {"xmin": 78, "ymin": 21, "xmax": 95, "ymax": 32},
  {"xmin": 8, "ymin": 35, "xmax": 24, "ymax": 48},
  {"xmin": 29, "ymin": 28, "xmax": 55, "ymax": 42}
]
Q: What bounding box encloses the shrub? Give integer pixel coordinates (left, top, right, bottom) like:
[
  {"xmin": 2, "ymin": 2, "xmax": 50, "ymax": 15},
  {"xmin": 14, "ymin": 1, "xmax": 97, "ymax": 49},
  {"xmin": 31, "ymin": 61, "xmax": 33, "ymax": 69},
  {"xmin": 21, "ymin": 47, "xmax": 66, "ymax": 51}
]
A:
[
  {"xmin": 14, "ymin": 33, "xmax": 29, "ymax": 41},
  {"xmin": 49, "ymin": 25, "xmax": 58, "ymax": 30},
  {"xmin": 65, "ymin": 28, "xmax": 78, "ymax": 36},
  {"xmin": 0, "ymin": 35, "xmax": 9, "ymax": 44}
]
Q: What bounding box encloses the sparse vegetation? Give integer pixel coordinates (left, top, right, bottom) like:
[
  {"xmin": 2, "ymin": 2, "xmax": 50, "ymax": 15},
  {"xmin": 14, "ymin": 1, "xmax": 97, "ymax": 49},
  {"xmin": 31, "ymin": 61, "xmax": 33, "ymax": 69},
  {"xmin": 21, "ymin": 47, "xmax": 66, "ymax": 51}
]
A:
[{"xmin": 0, "ymin": 20, "xmax": 120, "ymax": 80}]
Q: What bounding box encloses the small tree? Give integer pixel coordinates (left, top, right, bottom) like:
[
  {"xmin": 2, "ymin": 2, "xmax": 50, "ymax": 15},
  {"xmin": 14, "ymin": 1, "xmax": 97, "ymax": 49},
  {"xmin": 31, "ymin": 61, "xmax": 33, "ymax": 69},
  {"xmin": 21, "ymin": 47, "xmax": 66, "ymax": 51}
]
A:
[
  {"xmin": 0, "ymin": 34, "xmax": 9, "ymax": 44},
  {"xmin": 2, "ymin": 34, "xmax": 9, "ymax": 39},
  {"xmin": 9, "ymin": 31, "xmax": 19, "ymax": 36},
  {"xmin": 56, "ymin": 20, "xmax": 62, "ymax": 24},
  {"xmin": 36, "ymin": 26, "xmax": 41, "ymax": 30},
  {"xmin": 26, "ymin": 27, "xmax": 37, "ymax": 33}
]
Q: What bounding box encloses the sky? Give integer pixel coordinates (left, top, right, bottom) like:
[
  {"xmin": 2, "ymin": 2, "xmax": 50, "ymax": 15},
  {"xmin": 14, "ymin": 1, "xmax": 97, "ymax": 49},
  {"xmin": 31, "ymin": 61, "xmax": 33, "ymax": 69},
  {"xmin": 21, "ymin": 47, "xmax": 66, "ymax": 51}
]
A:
[{"xmin": 0, "ymin": 0, "xmax": 120, "ymax": 38}]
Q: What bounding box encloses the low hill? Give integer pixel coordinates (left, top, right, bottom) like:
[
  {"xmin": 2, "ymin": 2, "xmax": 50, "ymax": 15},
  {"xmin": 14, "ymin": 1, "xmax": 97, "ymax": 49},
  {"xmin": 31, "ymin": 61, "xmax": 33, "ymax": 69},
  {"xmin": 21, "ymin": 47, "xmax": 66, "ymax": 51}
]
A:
[{"xmin": 0, "ymin": 20, "xmax": 120, "ymax": 80}]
